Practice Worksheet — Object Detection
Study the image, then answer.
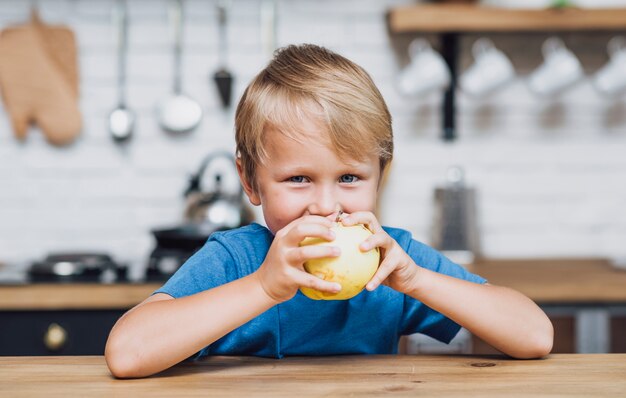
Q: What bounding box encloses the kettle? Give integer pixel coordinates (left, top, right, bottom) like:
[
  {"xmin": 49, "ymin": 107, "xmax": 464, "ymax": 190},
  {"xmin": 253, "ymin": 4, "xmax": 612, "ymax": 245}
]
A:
[
  {"xmin": 431, "ymin": 166, "xmax": 481, "ymax": 266},
  {"xmin": 183, "ymin": 151, "xmax": 250, "ymax": 229}
]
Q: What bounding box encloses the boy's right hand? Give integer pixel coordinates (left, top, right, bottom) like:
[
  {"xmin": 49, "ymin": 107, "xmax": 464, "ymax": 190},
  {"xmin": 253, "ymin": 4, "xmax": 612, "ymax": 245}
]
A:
[{"xmin": 254, "ymin": 215, "xmax": 342, "ymax": 303}]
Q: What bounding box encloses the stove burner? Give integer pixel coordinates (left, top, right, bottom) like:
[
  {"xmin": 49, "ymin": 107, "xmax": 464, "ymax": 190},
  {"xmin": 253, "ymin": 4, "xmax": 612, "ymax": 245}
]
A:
[
  {"xmin": 28, "ymin": 253, "xmax": 128, "ymax": 283},
  {"xmin": 146, "ymin": 223, "xmax": 221, "ymax": 281},
  {"xmin": 146, "ymin": 247, "xmax": 197, "ymax": 281}
]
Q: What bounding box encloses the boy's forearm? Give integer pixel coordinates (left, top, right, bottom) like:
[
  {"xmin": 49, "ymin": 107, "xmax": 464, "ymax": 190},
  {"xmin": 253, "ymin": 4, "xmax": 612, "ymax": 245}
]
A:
[
  {"xmin": 106, "ymin": 273, "xmax": 277, "ymax": 378},
  {"xmin": 406, "ymin": 268, "xmax": 553, "ymax": 358}
]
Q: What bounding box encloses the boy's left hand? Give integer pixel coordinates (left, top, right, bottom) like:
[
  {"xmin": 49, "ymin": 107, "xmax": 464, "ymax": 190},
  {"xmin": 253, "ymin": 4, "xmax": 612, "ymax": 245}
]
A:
[{"xmin": 341, "ymin": 211, "xmax": 421, "ymax": 294}]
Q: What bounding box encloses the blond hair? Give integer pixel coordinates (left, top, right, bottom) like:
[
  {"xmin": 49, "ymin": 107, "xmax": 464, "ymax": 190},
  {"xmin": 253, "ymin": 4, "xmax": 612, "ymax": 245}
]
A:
[{"xmin": 235, "ymin": 44, "xmax": 393, "ymax": 193}]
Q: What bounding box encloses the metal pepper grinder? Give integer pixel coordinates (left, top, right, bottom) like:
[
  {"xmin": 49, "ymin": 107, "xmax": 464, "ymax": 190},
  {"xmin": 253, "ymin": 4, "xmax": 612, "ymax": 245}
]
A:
[{"xmin": 431, "ymin": 166, "xmax": 480, "ymax": 266}]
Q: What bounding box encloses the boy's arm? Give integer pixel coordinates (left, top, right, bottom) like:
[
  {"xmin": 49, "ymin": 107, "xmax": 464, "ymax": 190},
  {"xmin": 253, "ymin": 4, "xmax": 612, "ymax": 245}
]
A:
[
  {"xmin": 105, "ymin": 272, "xmax": 276, "ymax": 379},
  {"xmin": 404, "ymin": 269, "xmax": 554, "ymax": 359},
  {"xmin": 106, "ymin": 215, "xmax": 339, "ymax": 379},
  {"xmin": 342, "ymin": 211, "xmax": 553, "ymax": 359}
]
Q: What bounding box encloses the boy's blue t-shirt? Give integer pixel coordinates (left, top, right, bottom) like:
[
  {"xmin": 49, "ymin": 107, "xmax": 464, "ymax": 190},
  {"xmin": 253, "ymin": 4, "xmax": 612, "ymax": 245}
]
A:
[{"xmin": 154, "ymin": 223, "xmax": 486, "ymax": 358}]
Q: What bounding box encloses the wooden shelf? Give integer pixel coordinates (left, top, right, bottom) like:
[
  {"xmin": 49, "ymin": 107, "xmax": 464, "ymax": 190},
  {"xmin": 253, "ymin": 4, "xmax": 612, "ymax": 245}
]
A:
[
  {"xmin": 388, "ymin": 5, "xmax": 626, "ymax": 33},
  {"xmin": 388, "ymin": 4, "xmax": 626, "ymax": 141}
]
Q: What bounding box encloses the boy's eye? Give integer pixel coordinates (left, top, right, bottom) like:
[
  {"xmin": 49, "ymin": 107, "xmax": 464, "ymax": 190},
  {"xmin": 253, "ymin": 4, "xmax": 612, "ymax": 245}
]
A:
[
  {"xmin": 288, "ymin": 176, "xmax": 307, "ymax": 183},
  {"xmin": 339, "ymin": 174, "xmax": 358, "ymax": 183}
]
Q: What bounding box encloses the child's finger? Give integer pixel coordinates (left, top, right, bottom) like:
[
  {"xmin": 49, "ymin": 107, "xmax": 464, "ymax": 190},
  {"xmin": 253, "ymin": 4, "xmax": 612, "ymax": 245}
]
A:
[
  {"xmin": 339, "ymin": 211, "xmax": 366, "ymax": 226},
  {"xmin": 341, "ymin": 211, "xmax": 382, "ymax": 233},
  {"xmin": 365, "ymin": 258, "xmax": 394, "ymax": 291},
  {"xmin": 299, "ymin": 214, "xmax": 335, "ymax": 226},
  {"xmin": 297, "ymin": 272, "xmax": 342, "ymax": 294},
  {"xmin": 287, "ymin": 245, "xmax": 340, "ymax": 264},
  {"xmin": 359, "ymin": 232, "xmax": 393, "ymax": 252},
  {"xmin": 282, "ymin": 221, "xmax": 335, "ymax": 246},
  {"xmin": 280, "ymin": 215, "xmax": 333, "ymax": 237}
]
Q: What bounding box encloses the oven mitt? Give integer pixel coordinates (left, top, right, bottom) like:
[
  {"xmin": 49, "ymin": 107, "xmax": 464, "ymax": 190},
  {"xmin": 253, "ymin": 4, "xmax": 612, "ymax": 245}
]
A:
[{"xmin": 0, "ymin": 11, "xmax": 81, "ymax": 146}]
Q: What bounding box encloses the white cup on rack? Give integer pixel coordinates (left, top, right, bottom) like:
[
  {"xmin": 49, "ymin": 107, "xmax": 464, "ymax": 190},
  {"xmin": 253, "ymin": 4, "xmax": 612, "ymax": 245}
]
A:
[
  {"xmin": 592, "ymin": 36, "xmax": 626, "ymax": 98},
  {"xmin": 397, "ymin": 38, "xmax": 451, "ymax": 97},
  {"xmin": 459, "ymin": 38, "xmax": 515, "ymax": 98},
  {"xmin": 528, "ymin": 37, "xmax": 584, "ymax": 97}
]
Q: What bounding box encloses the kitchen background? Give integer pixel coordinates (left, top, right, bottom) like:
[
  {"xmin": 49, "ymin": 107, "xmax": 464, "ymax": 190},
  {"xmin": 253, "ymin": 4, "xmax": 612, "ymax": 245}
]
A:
[{"xmin": 1, "ymin": 0, "xmax": 626, "ymax": 277}]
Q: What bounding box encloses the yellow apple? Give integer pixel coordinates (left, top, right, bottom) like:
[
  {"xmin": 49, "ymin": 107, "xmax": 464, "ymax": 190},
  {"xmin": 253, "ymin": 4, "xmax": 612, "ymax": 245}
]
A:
[{"xmin": 299, "ymin": 222, "xmax": 380, "ymax": 300}]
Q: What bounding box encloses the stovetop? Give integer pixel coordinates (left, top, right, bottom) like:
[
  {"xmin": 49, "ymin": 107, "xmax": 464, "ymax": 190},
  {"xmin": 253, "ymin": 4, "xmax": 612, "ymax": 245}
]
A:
[
  {"xmin": 27, "ymin": 253, "xmax": 130, "ymax": 283},
  {"xmin": 0, "ymin": 268, "xmax": 138, "ymax": 285},
  {"xmin": 0, "ymin": 247, "xmax": 196, "ymax": 285}
]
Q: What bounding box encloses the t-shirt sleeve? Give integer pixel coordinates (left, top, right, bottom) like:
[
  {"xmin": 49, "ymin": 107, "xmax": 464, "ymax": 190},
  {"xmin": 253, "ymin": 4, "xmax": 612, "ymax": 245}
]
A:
[
  {"xmin": 398, "ymin": 237, "xmax": 487, "ymax": 343},
  {"xmin": 153, "ymin": 238, "xmax": 237, "ymax": 299}
]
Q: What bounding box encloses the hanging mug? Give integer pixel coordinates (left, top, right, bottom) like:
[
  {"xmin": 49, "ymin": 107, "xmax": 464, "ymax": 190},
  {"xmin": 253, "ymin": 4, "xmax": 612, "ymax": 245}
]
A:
[
  {"xmin": 397, "ymin": 38, "xmax": 451, "ymax": 97},
  {"xmin": 528, "ymin": 37, "xmax": 584, "ymax": 97},
  {"xmin": 592, "ymin": 37, "xmax": 626, "ymax": 98},
  {"xmin": 459, "ymin": 38, "xmax": 516, "ymax": 98}
]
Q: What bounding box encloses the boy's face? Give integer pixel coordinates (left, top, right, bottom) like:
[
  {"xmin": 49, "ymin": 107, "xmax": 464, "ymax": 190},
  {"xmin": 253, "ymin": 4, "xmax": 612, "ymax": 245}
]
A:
[{"xmin": 241, "ymin": 121, "xmax": 381, "ymax": 234}]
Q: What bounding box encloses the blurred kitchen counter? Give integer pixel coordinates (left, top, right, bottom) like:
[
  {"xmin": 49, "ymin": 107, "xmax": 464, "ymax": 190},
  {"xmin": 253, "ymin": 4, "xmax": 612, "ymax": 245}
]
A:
[
  {"xmin": 468, "ymin": 258, "xmax": 626, "ymax": 304},
  {"xmin": 0, "ymin": 283, "xmax": 161, "ymax": 310},
  {"xmin": 1, "ymin": 258, "xmax": 625, "ymax": 310},
  {"xmin": 2, "ymin": 259, "xmax": 625, "ymax": 355},
  {"xmin": 0, "ymin": 282, "xmax": 162, "ymax": 355},
  {"xmin": 467, "ymin": 258, "xmax": 626, "ymax": 354}
]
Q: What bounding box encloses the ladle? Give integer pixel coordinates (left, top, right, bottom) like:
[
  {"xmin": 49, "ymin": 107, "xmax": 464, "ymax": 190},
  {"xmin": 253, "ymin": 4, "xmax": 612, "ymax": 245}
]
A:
[
  {"xmin": 156, "ymin": 0, "xmax": 203, "ymax": 134},
  {"xmin": 213, "ymin": 0, "xmax": 233, "ymax": 108},
  {"xmin": 108, "ymin": 0, "xmax": 135, "ymax": 142}
]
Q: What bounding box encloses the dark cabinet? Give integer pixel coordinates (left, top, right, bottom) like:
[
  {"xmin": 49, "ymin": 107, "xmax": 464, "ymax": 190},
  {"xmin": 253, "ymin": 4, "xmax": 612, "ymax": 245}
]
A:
[{"xmin": 0, "ymin": 310, "xmax": 124, "ymax": 355}]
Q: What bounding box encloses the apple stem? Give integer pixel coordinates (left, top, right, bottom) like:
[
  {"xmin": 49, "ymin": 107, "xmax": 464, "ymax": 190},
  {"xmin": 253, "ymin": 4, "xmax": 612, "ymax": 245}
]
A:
[{"xmin": 335, "ymin": 210, "xmax": 344, "ymax": 223}]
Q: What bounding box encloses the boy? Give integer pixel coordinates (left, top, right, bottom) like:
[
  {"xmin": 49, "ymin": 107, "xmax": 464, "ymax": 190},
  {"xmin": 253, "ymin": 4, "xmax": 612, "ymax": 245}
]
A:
[{"xmin": 105, "ymin": 44, "xmax": 553, "ymax": 378}]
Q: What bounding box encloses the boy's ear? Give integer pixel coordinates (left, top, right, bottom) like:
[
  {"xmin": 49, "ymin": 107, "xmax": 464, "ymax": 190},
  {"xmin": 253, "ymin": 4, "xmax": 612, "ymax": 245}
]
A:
[
  {"xmin": 377, "ymin": 160, "xmax": 392, "ymax": 191},
  {"xmin": 236, "ymin": 157, "xmax": 261, "ymax": 206}
]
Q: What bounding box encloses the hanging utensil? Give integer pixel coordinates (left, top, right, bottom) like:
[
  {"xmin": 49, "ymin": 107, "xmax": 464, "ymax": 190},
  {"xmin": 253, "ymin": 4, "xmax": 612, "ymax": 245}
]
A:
[
  {"xmin": 213, "ymin": 0, "xmax": 233, "ymax": 109},
  {"xmin": 108, "ymin": 0, "xmax": 135, "ymax": 143},
  {"xmin": 156, "ymin": 0, "xmax": 202, "ymax": 133}
]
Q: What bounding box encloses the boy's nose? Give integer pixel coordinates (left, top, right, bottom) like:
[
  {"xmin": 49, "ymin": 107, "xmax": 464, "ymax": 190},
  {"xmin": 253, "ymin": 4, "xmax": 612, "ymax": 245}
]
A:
[{"xmin": 307, "ymin": 187, "xmax": 341, "ymax": 218}]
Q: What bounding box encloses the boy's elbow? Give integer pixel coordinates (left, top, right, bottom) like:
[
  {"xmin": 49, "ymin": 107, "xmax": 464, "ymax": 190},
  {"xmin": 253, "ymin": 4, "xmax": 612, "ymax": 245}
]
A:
[
  {"xmin": 106, "ymin": 356, "xmax": 137, "ymax": 379},
  {"xmin": 105, "ymin": 336, "xmax": 144, "ymax": 379},
  {"xmin": 532, "ymin": 315, "xmax": 555, "ymax": 358},
  {"xmin": 105, "ymin": 347, "xmax": 132, "ymax": 379},
  {"xmin": 522, "ymin": 334, "xmax": 553, "ymax": 359},
  {"xmin": 514, "ymin": 321, "xmax": 554, "ymax": 359}
]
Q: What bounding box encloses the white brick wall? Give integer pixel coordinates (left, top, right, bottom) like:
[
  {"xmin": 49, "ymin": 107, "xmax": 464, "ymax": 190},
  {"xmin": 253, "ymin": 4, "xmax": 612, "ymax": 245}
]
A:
[{"xmin": 1, "ymin": 0, "xmax": 625, "ymax": 272}]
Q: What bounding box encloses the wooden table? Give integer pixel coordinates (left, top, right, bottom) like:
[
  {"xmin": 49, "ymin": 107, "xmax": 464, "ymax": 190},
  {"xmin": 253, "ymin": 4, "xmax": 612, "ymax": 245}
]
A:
[{"xmin": 0, "ymin": 355, "xmax": 624, "ymax": 397}]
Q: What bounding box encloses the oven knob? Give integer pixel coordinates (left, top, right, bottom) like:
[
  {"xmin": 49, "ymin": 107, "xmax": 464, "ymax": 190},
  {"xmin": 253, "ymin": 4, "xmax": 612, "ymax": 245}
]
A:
[{"xmin": 44, "ymin": 323, "xmax": 67, "ymax": 351}]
